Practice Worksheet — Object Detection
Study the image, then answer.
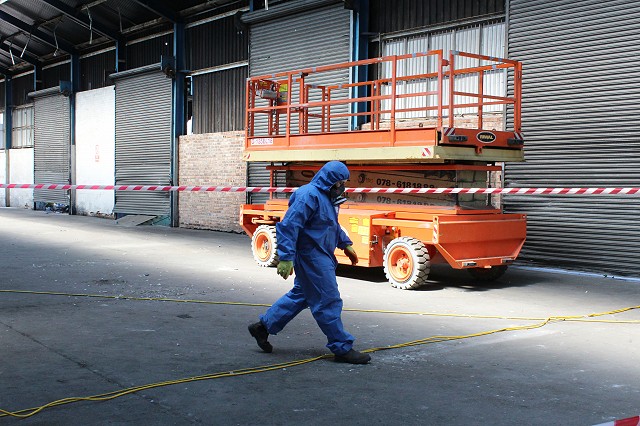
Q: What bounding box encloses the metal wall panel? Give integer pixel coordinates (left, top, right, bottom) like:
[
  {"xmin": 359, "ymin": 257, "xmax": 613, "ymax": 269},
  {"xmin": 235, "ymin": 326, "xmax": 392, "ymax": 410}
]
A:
[
  {"xmin": 370, "ymin": 0, "xmax": 505, "ymax": 34},
  {"xmin": 81, "ymin": 50, "xmax": 116, "ymax": 91},
  {"xmin": 242, "ymin": 0, "xmax": 340, "ymax": 23},
  {"xmin": 247, "ymin": 3, "xmax": 351, "ymax": 203},
  {"xmin": 247, "ymin": 161, "xmax": 271, "ymax": 204},
  {"xmin": 42, "ymin": 63, "xmax": 71, "ymax": 89},
  {"xmin": 114, "ymin": 70, "xmax": 172, "ymax": 216},
  {"xmin": 380, "ymin": 21, "xmax": 506, "ymax": 119},
  {"xmin": 505, "ymin": 0, "xmax": 640, "ymax": 276},
  {"xmin": 192, "ymin": 66, "xmax": 247, "ymax": 133},
  {"xmin": 12, "ymin": 74, "xmax": 35, "ymax": 106},
  {"xmin": 187, "ymin": 16, "xmax": 248, "ymax": 70},
  {"xmin": 249, "ymin": 3, "xmax": 351, "ymax": 133},
  {"xmin": 32, "ymin": 92, "xmax": 70, "ymax": 204},
  {"xmin": 126, "ymin": 33, "xmax": 173, "ymax": 70}
]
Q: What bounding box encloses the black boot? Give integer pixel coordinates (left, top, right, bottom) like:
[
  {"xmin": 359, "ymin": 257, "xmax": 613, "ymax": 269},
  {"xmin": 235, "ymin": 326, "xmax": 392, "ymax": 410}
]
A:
[
  {"xmin": 334, "ymin": 349, "xmax": 371, "ymax": 364},
  {"xmin": 248, "ymin": 321, "xmax": 273, "ymax": 353}
]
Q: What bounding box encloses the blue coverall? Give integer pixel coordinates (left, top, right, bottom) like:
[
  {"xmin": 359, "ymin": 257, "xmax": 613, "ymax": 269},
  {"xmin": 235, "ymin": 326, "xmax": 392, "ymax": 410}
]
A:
[{"xmin": 259, "ymin": 161, "xmax": 355, "ymax": 355}]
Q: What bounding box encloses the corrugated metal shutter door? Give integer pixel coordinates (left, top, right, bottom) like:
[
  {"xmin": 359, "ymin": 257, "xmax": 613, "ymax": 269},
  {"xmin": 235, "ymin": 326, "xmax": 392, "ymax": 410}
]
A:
[
  {"xmin": 247, "ymin": 3, "xmax": 351, "ymax": 203},
  {"xmin": 247, "ymin": 161, "xmax": 271, "ymax": 204},
  {"xmin": 33, "ymin": 93, "xmax": 70, "ymax": 204},
  {"xmin": 114, "ymin": 71, "xmax": 172, "ymax": 216},
  {"xmin": 506, "ymin": 0, "xmax": 640, "ymax": 276}
]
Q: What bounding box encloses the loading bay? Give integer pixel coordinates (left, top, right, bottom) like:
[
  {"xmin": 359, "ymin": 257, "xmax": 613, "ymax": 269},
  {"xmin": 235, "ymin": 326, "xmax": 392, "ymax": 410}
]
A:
[{"xmin": 1, "ymin": 208, "xmax": 638, "ymax": 425}]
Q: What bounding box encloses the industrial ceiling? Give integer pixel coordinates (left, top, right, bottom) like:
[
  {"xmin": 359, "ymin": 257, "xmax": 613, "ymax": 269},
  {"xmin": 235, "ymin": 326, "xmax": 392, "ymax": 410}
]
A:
[{"xmin": 0, "ymin": 0, "xmax": 243, "ymax": 74}]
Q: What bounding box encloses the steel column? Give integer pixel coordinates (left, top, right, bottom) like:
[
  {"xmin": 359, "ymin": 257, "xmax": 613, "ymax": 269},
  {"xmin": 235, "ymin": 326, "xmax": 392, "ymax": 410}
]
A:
[
  {"xmin": 4, "ymin": 76, "xmax": 11, "ymax": 207},
  {"xmin": 171, "ymin": 21, "xmax": 186, "ymax": 227},
  {"xmin": 351, "ymin": 0, "xmax": 369, "ymax": 130}
]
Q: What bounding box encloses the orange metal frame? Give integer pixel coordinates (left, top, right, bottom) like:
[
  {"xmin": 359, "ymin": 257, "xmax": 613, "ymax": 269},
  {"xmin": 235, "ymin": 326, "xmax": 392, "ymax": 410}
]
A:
[
  {"xmin": 240, "ymin": 50, "xmax": 527, "ymax": 272},
  {"xmin": 240, "ymin": 199, "xmax": 526, "ymax": 270},
  {"xmin": 244, "ymin": 50, "xmax": 523, "ymax": 152}
]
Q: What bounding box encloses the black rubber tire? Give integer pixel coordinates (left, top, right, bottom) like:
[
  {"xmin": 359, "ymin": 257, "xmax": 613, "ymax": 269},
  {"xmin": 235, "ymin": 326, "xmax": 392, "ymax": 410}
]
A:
[
  {"xmin": 466, "ymin": 265, "xmax": 508, "ymax": 282},
  {"xmin": 383, "ymin": 237, "xmax": 431, "ymax": 290},
  {"xmin": 251, "ymin": 225, "xmax": 279, "ymax": 267}
]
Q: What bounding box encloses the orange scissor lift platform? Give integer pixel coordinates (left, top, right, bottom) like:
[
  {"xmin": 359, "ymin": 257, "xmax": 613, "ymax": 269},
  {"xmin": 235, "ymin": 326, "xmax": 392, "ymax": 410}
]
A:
[
  {"xmin": 243, "ymin": 50, "xmax": 524, "ymax": 164},
  {"xmin": 240, "ymin": 50, "xmax": 527, "ymax": 289}
]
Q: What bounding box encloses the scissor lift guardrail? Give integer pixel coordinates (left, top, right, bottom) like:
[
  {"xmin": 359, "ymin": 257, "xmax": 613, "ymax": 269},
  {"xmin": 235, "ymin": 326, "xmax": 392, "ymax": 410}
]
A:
[{"xmin": 243, "ymin": 50, "xmax": 524, "ymax": 163}]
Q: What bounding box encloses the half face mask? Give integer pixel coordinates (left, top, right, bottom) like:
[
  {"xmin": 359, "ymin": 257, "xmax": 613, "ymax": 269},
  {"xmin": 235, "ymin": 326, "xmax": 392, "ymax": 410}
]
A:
[{"xmin": 330, "ymin": 181, "xmax": 347, "ymax": 206}]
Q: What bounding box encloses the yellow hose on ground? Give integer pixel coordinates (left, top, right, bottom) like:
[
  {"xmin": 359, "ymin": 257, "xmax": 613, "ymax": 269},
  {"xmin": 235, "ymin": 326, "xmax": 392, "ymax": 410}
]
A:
[{"xmin": 0, "ymin": 289, "xmax": 638, "ymax": 418}]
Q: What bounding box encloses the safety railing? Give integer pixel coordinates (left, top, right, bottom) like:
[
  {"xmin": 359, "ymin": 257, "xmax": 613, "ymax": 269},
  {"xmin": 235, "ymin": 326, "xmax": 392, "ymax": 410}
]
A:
[
  {"xmin": 447, "ymin": 51, "xmax": 522, "ymax": 132},
  {"xmin": 245, "ymin": 50, "xmax": 522, "ymax": 147}
]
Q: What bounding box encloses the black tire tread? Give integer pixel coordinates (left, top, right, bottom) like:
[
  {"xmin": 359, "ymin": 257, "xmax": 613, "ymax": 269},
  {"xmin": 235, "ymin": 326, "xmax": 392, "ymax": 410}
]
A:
[
  {"xmin": 383, "ymin": 237, "xmax": 431, "ymax": 290},
  {"xmin": 251, "ymin": 225, "xmax": 279, "ymax": 267}
]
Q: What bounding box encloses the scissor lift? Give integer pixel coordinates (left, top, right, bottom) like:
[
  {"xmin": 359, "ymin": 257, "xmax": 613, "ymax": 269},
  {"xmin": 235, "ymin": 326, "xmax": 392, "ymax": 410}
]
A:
[{"xmin": 239, "ymin": 50, "xmax": 527, "ymax": 289}]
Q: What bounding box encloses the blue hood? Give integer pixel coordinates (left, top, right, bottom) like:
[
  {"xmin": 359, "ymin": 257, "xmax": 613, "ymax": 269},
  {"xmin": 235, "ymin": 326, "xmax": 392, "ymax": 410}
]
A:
[{"xmin": 310, "ymin": 161, "xmax": 350, "ymax": 192}]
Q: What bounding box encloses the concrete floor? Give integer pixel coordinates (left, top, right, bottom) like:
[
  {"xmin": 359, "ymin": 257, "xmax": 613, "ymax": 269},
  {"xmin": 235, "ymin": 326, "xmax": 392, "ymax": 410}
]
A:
[{"xmin": 0, "ymin": 207, "xmax": 638, "ymax": 425}]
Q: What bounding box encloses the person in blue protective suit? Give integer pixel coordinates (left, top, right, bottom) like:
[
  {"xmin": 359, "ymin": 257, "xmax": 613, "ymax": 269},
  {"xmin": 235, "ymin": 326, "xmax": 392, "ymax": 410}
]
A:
[{"xmin": 248, "ymin": 161, "xmax": 371, "ymax": 364}]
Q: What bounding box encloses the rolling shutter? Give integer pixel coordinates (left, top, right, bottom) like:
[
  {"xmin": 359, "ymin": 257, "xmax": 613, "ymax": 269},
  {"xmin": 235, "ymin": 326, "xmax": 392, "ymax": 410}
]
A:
[
  {"xmin": 32, "ymin": 89, "xmax": 70, "ymax": 205},
  {"xmin": 506, "ymin": 0, "xmax": 640, "ymax": 276},
  {"xmin": 247, "ymin": 2, "xmax": 351, "ymax": 203},
  {"xmin": 113, "ymin": 68, "xmax": 172, "ymax": 216}
]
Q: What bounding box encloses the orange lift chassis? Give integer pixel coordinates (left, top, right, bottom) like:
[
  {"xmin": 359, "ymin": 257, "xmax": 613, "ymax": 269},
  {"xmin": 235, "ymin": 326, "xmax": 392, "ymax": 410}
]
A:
[{"xmin": 239, "ymin": 50, "xmax": 527, "ymax": 289}]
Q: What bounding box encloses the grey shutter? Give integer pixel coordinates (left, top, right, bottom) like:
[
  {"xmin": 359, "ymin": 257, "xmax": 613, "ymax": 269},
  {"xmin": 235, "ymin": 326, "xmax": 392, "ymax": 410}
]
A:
[
  {"xmin": 247, "ymin": 161, "xmax": 271, "ymax": 204},
  {"xmin": 247, "ymin": 3, "xmax": 351, "ymax": 203},
  {"xmin": 506, "ymin": 0, "xmax": 640, "ymax": 276},
  {"xmin": 113, "ymin": 70, "xmax": 172, "ymax": 216},
  {"xmin": 32, "ymin": 91, "xmax": 70, "ymax": 205}
]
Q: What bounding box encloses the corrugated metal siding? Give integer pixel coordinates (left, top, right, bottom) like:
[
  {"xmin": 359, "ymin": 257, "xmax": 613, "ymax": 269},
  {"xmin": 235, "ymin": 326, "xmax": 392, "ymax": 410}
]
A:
[
  {"xmin": 126, "ymin": 33, "xmax": 173, "ymax": 70},
  {"xmin": 114, "ymin": 70, "xmax": 172, "ymax": 216},
  {"xmin": 192, "ymin": 66, "xmax": 247, "ymax": 133},
  {"xmin": 370, "ymin": 0, "xmax": 505, "ymax": 34},
  {"xmin": 242, "ymin": 0, "xmax": 340, "ymax": 23},
  {"xmin": 247, "ymin": 3, "xmax": 351, "ymax": 203},
  {"xmin": 505, "ymin": 0, "xmax": 640, "ymax": 277},
  {"xmin": 246, "ymin": 162, "xmax": 287, "ymax": 205},
  {"xmin": 81, "ymin": 50, "xmax": 116, "ymax": 91},
  {"xmin": 42, "ymin": 63, "xmax": 71, "ymax": 89},
  {"xmin": 12, "ymin": 74, "xmax": 35, "ymax": 106},
  {"xmin": 33, "ymin": 93, "xmax": 70, "ymax": 204},
  {"xmin": 187, "ymin": 16, "xmax": 248, "ymax": 70},
  {"xmin": 380, "ymin": 21, "xmax": 505, "ymax": 119},
  {"xmin": 249, "ymin": 3, "xmax": 351, "ymax": 135},
  {"xmin": 247, "ymin": 161, "xmax": 271, "ymax": 204}
]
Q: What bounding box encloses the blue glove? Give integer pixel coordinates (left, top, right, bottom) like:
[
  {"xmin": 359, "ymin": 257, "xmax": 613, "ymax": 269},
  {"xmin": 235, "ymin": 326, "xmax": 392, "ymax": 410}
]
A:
[{"xmin": 277, "ymin": 260, "xmax": 294, "ymax": 279}]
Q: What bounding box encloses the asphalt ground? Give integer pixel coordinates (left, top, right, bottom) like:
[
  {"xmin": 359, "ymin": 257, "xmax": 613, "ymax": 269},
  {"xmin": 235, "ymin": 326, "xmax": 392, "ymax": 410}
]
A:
[{"xmin": 0, "ymin": 207, "xmax": 639, "ymax": 425}]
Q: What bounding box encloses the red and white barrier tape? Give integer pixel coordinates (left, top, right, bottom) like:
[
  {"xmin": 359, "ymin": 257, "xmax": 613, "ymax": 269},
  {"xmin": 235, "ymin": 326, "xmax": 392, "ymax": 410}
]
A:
[
  {"xmin": 1, "ymin": 183, "xmax": 640, "ymax": 195},
  {"xmin": 594, "ymin": 415, "xmax": 640, "ymax": 426}
]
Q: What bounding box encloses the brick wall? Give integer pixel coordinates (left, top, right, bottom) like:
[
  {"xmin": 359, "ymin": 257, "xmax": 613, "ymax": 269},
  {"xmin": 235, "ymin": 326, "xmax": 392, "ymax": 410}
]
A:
[{"xmin": 178, "ymin": 131, "xmax": 246, "ymax": 233}]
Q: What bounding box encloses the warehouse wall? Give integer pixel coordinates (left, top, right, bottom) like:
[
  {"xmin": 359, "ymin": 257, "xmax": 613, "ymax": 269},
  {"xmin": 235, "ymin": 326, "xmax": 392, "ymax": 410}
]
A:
[
  {"xmin": 75, "ymin": 86, "xmax": 116, "ymax": 217},
  {"xmin": 188, "ymin": 13, "xmax": 249, "ymax": 134},
  {"xmin": 178, "ymin": 131, "xmax": 245, "ymax": 233},
  {"xmin": 42, "ymin": 63, "xmax": 71, "ymax": 89},
  {"xmin": 81, "ymin": 50, "xmax": 117, "ymax": 91},
  {"xmin": 504, "ymin": 0, "xmax": 640, "ymax": 277},
  {"xmin": 0, "ymin": 150, "xmax": 4, "ymax": 207},
  {"xmin": 8, "ymin": 148, "xmax": 34, "ymax": 208},
  {"xmin": 369, "ymin": 0, "xmax": 505, "ymax": 34},
  {"xmin": 11, "ymin": 74, "xmax": 35, "ymax": 107}
]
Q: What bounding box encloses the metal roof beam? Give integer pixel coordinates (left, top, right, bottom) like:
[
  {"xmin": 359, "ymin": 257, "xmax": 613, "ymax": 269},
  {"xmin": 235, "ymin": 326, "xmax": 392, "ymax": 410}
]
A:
[
  {"xmin": 132, "ymin": 0, "xmax": 179, "ymax": 23},
  {"xmin": 0, "ymin": 43, "xmax": 40, "ymax": 66},
  {"xmin": 39, "ymin": 0, "xmax": 121, "ymax": 41},
  {"xmin": 0, "ymin": 9, "xmax": 77, "ymax": 54},
  {"xmin": 0, "ymin": 65, "xmax": 13, "ymax": 76}
]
